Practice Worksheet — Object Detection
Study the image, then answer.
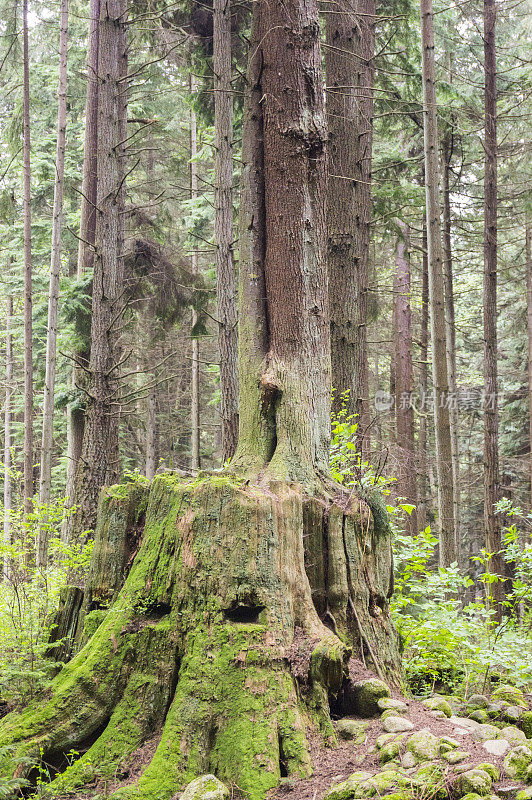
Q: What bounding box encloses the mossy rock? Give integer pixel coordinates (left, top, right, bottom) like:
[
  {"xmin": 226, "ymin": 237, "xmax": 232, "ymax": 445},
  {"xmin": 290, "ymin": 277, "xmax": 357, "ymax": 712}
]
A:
[
  {"xmin": 383, "ymin": 717, "xmax": 414, "ymax": 733},
  {"xmin": 439, "ymin": 736, "xmax": 460, "ymax": 754},
  {"xmin": 502, "ymin": 707, "xmax": 524, "ymax": 725},
  {"xmin": 337, "ymin": 719, "xmax": 369, "ymax": 743},
  {"xmin": 378, "ymin": 698, "xmax": 409, "ymax": 714},
  {"xmin": 380, "ymin": 735, "xmax": 407, "ymax": 764},
  {"xmin": 444, "ymin": 750, "xmax": 471, "ymax": 764},
  {"xmin": 323, "ymin": 771, "xmax": 375, "ymax": 800},
  {"xmin": 501, "ymin": 726, "xmax": 527, "ymax": 745},
  {"xmin": 181, "ymin": 774, "xmax": 229, "ymax": 800},
  {"xmin": 517, "ymin": 788, "xmax": 532, "ymax": 800},
  {"xmin": 492, "ymin": 686, "xmax": 527, "ymax": 709},
  {"xmin": 503, "ymin": 745, "xmax": 532, "ymax": 779},
  {"xmin": 468, "ymin": 695, "xmax": 489, "ymax": 709},
  {"xmin": 476, "ymin": 763, "xmax": 499, "ymax": 781},
  {"xmin": 423, "ymin": 696, "xmax": 453, "ymax": 718},
  {"xmin": 406, "ymin": 730, "xmax": 439, "ymax": 762},
  {"xmin": 486, "ymin": 703, "xmax": 503, "ymax": 719},
  {"xmin": 455, "ymin": 768, "xmax": 493, "ymax": 797},
  {"xmin": 473, "ymin": 724, "xmax": 501, "ymax": 742},
  {"xmin": 460, "ymin": 795, "xmax": 484, "ymax": 800},
  {"xmin": 520, "ymin": 711, "xmax": 532, "ymax": 739},
  {"xmin": 352, "ymin": 679, "xmax": 391, "ymax": 717},
  {"xmin": 469, "ymin": 710, "xmax": 489, "ymax": 724}
]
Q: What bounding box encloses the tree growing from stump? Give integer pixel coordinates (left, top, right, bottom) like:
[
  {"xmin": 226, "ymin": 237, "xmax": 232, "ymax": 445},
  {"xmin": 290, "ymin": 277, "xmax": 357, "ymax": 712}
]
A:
[{"xmin": 0, "ymin": 0, "xmax": 400, "ymax": 795}]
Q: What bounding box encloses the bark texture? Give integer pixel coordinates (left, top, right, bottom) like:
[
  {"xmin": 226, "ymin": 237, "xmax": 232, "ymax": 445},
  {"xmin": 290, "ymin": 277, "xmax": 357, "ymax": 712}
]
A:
[
  {"xmin": 213, "ymin": 0, "xmax": 239, "ymax": 461},
  {"xmin": 325, "ymin": 0, "xmax": 375, "ymax": 453},
  {"xmin": 189, "ymin": 74, "xmax": 201, "ymax": 471},
  {"xmin": 417, "ymin": 219, "xmax": 429, "ymax": 531},
  {"xmin": 420, "ymin": 0, "xmax": 456, "ymax": 565},
  {"xmin": 483, "ymin": 0, "xmax": 502, "ymax": 613},
  {"xmin": 3, "ymin": 288, "xmax": 13, "ymax": 576},
  {"xmin": 527, "ymin": 220, "xmax": 532, "ymax": 507},
  {"xmin": 71, "ymin": 0, "xmax": 127, "ymax": 540},
  {"xmin": 37, "ymin": 0, "xmax": 69, "ymax": 566}
]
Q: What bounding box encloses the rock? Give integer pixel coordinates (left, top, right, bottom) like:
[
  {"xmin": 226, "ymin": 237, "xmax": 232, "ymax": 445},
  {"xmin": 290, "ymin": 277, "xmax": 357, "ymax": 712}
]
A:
[
  {"xmin": 380, "ymin": 734, "xmax": 407, "ymax": 764},
  {"xmin": 473, "ymin": 724, "xmax": 501, "ymax": 742},
  {"xmin": 451, "ymin": 716, "xmax": 481, "ymax": 730},
  {"xmin": 460, "ymin": 794, "xmax": 484, "ymax": 800},
  {"xmin": 378, "ymin": 697, "xmax": 409, "ymax": 713},
  {"xmin": 526, "ymin": 763, "xmax": 532, "ymax": 784},
  {"xmin": 517, "ymin": 789, "xmax": 532, "ymax": 800},
  {"xmin": 503, "ymin": 707, "xmax": 524, "ymax": 725},
  {"xmin": 181, "ymin": 775, "xmax": 229, "ymax": 800},
  {"xmin": 401, "ymin": 752, "xmax": 417, "ymax": 768},
  {"xmin": 423, "ymin": 696, "xmax": 453, "ymax": 718},
  {"xmin": 382, "ymin": 708, "xmax": 407, "ymax": 720},
  {"xmin": 406, "ymin": 729, "xmax": 439, "ymax": 761},
  {"xmin": 383, "ymin": 716, "xmax": 415, "ymax": 733},
  {"xmin": 483, "ymin": 739, "xmax": 510, "ymax": 757},
  {"xmin": 503, "ymin": 745, "xmax": 532, "ymax": 780},
  {"xmin": 476, "ymin": 763, "xmax": 499, "ymax": 781},
  {"xmin": 498, "ymin": 788, "xmax": 521, "ymax": 799},
  {"xmin": 337, "ymin": 719, "xmax": 369, "ymax": 743},
  {"xmin": 440, "ymin": 736, "xmax": 461, "ymax": 753},
  {"xmin": 501, "ymin": 726, "xmax": 527, "ymax": 745},
  {"xmin": 469, "ymin": 710, "xmax": 489, "ymax": 724},
  {"xmin": 351, "ymin": 678, "xmax": 391, "ymax": 717},
  {"xmin": 455, "ymin": 768, "xmax": 493, "ymax": 797},
  {"xmin": 468, "ymin": 695, "xmax": 490, "ymax": 709},
  {"xmin": 431, "ymin": 711, "xmax": 448, "ymax": 719},
  {"xmin": 444, "ymin": 750, "xmax": 471, "ymax": 764},
  {"xmin": 376, "ymin": 733, "xmax": 396, "ymax": 749},
  {"xmin": 487, "ymin": 703, "xmax": 503, "ymax": 718},
  {"xmin": 492, "ymin": 685, "xmax": 527, "ymax": 709},
  {"xmin": 520, "ymin": 711, "xmax": 532, "ymax": 739},
  {"xmin": 323, "ymin": 771, "xmax": 374, "ymax": 800},
  {"xmin": 369, "ymin": 769, "xmax": 406, "ymax": 793}
]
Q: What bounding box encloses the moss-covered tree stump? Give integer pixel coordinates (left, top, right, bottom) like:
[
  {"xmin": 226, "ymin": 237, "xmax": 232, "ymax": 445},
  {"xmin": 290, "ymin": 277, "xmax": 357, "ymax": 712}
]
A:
[{"xmin": 0, "ymin": 474, "xmax": 399, "ymax": 798}]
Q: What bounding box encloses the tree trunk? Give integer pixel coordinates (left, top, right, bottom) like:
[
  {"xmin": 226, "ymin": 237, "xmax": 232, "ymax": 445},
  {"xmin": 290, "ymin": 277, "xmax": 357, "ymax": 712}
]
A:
[
  {"xmin": 420, "ymin": 0, "xmax": 456, "ymax": 565},
  {"xmin": 22, "ymin": 0, "xmax": 34, "ymax": 537},
  {"xmin": 0, "ymin": 0, "xmax": 400, "ymax": 794},
  {"xmin": 213, "ymin": 0, "xmax": 239, "ymax": 461},
  {"xmin": 71, "ymin": 0, "xmax": 127, "ymax": 541},
  {"xmin": 3, "ymin": 287, "xmax": 13, "ymax": 578},
  {"xmin": 442, "ymin": 130, "xmax": 461, "ymax": 564},
  {"xmin": 189, "ymin": 73, "xmax": 201, "ymax": 471},
  {"xmin": 37, "ymin": 0, "xmax": 69, "ymax": 567},
  {"xmin": 325, "ymin": 0, "xmax": 375, "ymax": 457},
  {"xmin": 527, "ymin": 219, "xmax": 532, "ymax": 508},
  {"xmin": 483, "ymin": 0, "xmax": 502, "ymax": 614},
  {"xmin": 62, "ymin": 0, "xmax": 100, "ymax": 541},
  {"xmin": 145, "ymin": 385, "xmax": 158, "ymax": 480},
  {"xmin": 417, "ymin": 218, "xmax": 429, "ymax": 532},
  {"xmin": 393, "ymin": 221, "xmax": 417, "ymax": 533}
]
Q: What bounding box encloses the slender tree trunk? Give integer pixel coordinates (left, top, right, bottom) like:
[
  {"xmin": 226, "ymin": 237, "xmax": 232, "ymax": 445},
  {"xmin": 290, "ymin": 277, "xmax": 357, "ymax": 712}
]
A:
[
  {"xmin": 3, "ymin": 288, "xmax": 13, "ymax": 578},
  {"xmin": 483, "ymin": 0, "xmax": 502, "ymax": 614},
  {"xmin": 145, "ymin": 384, "xmax": 158, "ymax": 480},
  {"xmin": 394, "ymin": 221, "xmax": 417, "ymax": 532},
  {"xmin": 22, "ymin": 0, "xmax": 34, "ymax": 538},
  {"xmin": 417, "ymin": 219, "xmax": 429, "ymax": 532},
  {"xmin": 189, "ymin": 74, "xmax": 201, "ymax": 471},
  {"xmin": 62, "ymin": 0, "xmax": 100, "ymax": 542},
  {"xmin": 213, "ymin": 0, "xmax": 239, "ymax": 461},
  {"xmin": 37, "ymin": 0, "xmax": 69, "ymax": 566},
  {"xmin": 420, "ymin": 0, "xmax": 456, "ymax": 565},
  {"xmin": 527, "ymin": 219, "xmax": 532, "ymax": 508},
  {"xmin": 71, "ymin": 0, "xmax": 127, "ymax": 540},
  {"xmin": 442, "ymin": 131, "xmax": 461, "ymax": 563},
  {"xmin": 325, "ymin": 0, "xmax": 375, "ymax": 456}
]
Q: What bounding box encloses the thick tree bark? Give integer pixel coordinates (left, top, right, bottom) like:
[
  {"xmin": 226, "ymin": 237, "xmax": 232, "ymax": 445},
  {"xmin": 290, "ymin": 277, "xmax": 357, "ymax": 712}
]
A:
[
  {"xmin": 3, "ymin": 287, "xmax": 13, "ymax": 578},
  {"xmin": 189, "ymin": 73, "xmax": 201, "ymax": 471},
  {"xmin": 22, "ymin": 0, "xmax": 34, "ymax": 535},
  {"xmin": 37, "ymin": 0, "xmax": 69, "ymax": 566},
  {"xmin": 71, "ymin": 0, "xmax": 127, "ymax": 540},
  {"xmin": 62, "ymin": 0, "xmax": 100, "ymax": 541},
  {"xmin": 483, "ymin": 0, "xmax": 503, "ymax": 614},
  {"xmin": 0, "ymin": 0, "xmax": 400, "ymax": 794},
  {"xmin": 441, "ymin": 130, "xmax": 461, "ymax": 564},
  {"xmin": 213, "ymin": 0, "xmax": 239, "ymax": 461},
  {"xmin": 527, "ymin": 220, "xmax": 532, "ymax": 508},
  {"xmin": 393, "ymin": 221, "xmax": 417, "ymax": 533},
  {"xmin": 325, "ymin": 0, "xmax": 375, "ymax": 456},
  {"xmin": 420, "ymin": 0, "xmax": 456, "ymax": 565},
  {"xmin": 417, "ymin": 219, "xmax": 429, "ymax": 532}
]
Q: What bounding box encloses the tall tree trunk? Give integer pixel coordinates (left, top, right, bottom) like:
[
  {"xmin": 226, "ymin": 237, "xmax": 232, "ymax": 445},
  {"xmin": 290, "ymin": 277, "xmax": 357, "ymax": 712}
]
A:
[
  {"xmin": 22, "ymin": 0, "xmax": 34, "ymax": 537},
  {"xmin": 0, "ymin": 0, "xmax": 400, "ymax": 792},
  {"xmin": 37, "ymin": 0, "xmax": 69, "ymax": 566},
  {"xmin": 394, "ymin": 221, "xmax": 417, "ymax": 532},
  {"xmin": 417, "ymin": 218, "xmax": 429, "ymax": 532},
  {"xmin": 189, "ymin": 73, "xmax": 201, "ymax": 471},
  {"xmin": 325, "ymin": 0, "xmax": 375, "ymax": 456},
  {"xmin": 441, "ymin": 130, "xmax": 461, "ymax": 564},
  {"xmin": 527, "ymin": 219, "xmax": 532, "ymax": 508},
  {"xmin": 3, "ymin": 287, "xmax": 13, "ymax": 578},
  {"xmin": 483, "ymin": 0, "xmax": 502, "ymax": 614},
  {"xmin": 71, "ymin": 0, "xmax": 127, "ymax": 540},
  {"xmin": 62, "ymin": 0, "xmax": 100, "ymax": 542},
  {"xmin": 145, "ymin": 384, "xmax": 158, "ymax": 480},
  {"xmin": 213, "ymin": 0, "xmax": 239, "ymax": 461},
  {"xmin": 420, "ymin": 0, "xmax": 456, "ymax": 565}
]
